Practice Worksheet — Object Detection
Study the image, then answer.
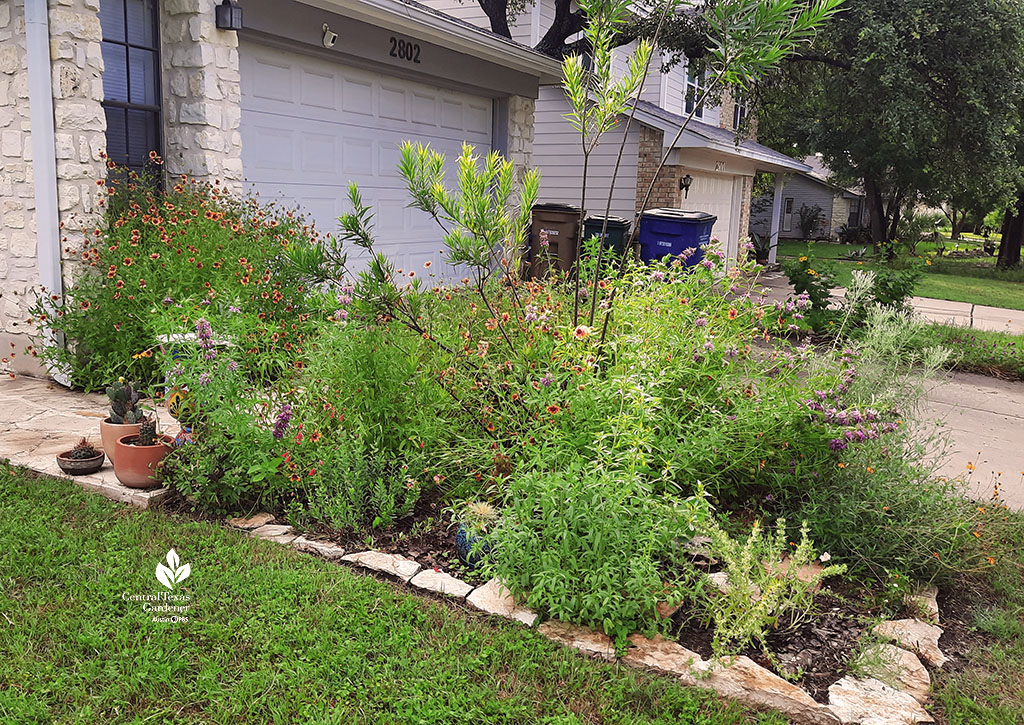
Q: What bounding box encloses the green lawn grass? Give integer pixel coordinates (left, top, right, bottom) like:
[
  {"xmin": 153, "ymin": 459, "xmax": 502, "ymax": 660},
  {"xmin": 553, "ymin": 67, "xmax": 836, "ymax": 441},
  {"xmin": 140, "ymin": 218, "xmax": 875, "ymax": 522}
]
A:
[
  {"xmin": 930, "ymin": 517, "xmax": 1024, "ymax": 723},
  {"xmin": 0, "ymin": 466, "xmax": 784, "ymax": 725},
  {"xmin": 776, "ymin": 241, "xmax": 1024, "ymax": 311}
]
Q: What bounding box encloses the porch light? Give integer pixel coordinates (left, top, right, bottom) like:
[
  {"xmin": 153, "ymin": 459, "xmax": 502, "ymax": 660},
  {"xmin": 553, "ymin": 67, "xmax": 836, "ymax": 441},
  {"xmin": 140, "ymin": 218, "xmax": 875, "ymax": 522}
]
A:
[
  {"xmin": 679, "ymin": 173, "xmax": 694, "ymax": 199},
  {"xmin": 215, "ymin": 0, "xmax": 243, "ymax": 31}
]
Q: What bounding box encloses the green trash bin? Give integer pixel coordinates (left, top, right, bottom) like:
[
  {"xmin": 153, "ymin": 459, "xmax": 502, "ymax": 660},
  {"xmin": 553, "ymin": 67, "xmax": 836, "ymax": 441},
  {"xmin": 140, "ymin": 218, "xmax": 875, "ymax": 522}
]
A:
[{"xmin": 583, "ymin": 215, "xmax": 632, "ymax": 263}]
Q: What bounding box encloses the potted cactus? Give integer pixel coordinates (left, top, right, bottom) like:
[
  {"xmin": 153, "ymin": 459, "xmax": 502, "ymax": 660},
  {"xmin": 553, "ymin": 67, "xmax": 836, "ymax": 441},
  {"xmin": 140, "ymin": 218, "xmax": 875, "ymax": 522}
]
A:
[
  {"xmin": 455, "ymin": 501, "xmax": 498, "ymax": 569},
  {"xmin": 55, "ymin": 437, "xmax": 105, "ymax": 476},
  {"xmin": 113, "ymin": 418, "xmax": 173, "ymax": 488},
  {"xmin": 100, "ymin": 379, "xmax": 147, "ymax": 466}
]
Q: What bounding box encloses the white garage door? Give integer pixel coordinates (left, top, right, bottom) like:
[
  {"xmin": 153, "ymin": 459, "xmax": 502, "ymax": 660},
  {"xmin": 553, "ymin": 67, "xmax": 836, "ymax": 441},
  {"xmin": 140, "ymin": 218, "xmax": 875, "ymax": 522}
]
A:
[
  {"xmin": 679, "ymin": 172, "xmax": 742, "ymax": 262},
  {"xmin": 239, "ymin": 40, "xmax": 493, "ymax": 274}
]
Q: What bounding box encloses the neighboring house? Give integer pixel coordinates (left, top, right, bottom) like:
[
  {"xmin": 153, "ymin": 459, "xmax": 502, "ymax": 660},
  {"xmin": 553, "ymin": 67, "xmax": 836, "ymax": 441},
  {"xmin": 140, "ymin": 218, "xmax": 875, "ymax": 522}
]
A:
[
  {"xmin": 422, "ymin": 0, "xmax": 810, "ymax": 264},
  {"xmin": 750, "ymin": 155, "xmax": 868, "ymax": 241},
  {"xmin": 0, "ymin": 0, "xmax": 559, "ymax": 375}
]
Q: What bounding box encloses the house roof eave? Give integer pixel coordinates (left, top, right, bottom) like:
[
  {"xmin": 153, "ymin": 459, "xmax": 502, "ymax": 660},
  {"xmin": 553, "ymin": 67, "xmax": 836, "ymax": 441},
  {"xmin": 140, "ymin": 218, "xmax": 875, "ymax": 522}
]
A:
[
  {"xmin": 295, "ymin": 0, "xmax": 563, "ymax": 84},
  {"xmin": 631, "ymin": 100, "xmax": 811, "ymax": 174}
]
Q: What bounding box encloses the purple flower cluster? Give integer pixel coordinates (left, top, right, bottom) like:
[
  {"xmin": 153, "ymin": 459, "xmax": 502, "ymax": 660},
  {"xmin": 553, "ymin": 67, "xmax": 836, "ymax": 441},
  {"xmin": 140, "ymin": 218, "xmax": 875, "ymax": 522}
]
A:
[
  {"xmin": 333, "ymin": 282, "xmax": 354, "ymax": 323},
  {"xmin": 196, "ymin": 318, "xmax": 217, "ymax": 361},
  {"xmin": 272, "ymin": 404, "xmax": 293, "ymax": 440}
]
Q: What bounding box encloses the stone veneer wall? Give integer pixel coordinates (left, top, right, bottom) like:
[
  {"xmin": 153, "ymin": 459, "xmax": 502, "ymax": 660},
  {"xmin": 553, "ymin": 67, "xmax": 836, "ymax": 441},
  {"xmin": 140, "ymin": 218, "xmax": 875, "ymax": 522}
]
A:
[
  {"xmin": 507, "ymin": 94, "xmax": 535, "ymax": 188},
  {"xmin": 635, "ymin": 125, "xmax": 681, "ymax": 212},
  {"xmin": 0, "ymin": 0, "xmax": 105, "ymax": 377},
  {"xmin": 160, "ymin": 0, "xmax": 242, "ymax": 192}
]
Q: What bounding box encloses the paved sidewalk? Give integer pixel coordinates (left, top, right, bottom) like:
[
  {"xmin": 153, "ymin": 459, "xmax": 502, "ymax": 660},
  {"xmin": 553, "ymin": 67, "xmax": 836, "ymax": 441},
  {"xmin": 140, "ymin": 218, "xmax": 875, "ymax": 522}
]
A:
[
  {"xmin": 0, "ymin": 377, "xmax": 169, "ymax": 508},
  {"xmin": 925, "ymin": 371, "xmax": 1024, "ymax": 510},
  {"xmin": 757, "ymin": 272, "xmax": 1024, "ymax": 334}
]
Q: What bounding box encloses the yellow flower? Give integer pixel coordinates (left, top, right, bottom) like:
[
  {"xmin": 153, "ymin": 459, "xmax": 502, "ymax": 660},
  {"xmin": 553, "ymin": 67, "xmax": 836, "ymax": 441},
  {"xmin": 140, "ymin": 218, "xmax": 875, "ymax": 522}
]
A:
[
  {"xmin": 925, "ymin": 259, "xmax": 932, "ymax": 265},
  {"xmin": 807, "ymin": 269, "xmax": 818, "ymax": 276},
  {"xmin": 799, "ymin": 256, "xmax": 808, "ymax": 262}
]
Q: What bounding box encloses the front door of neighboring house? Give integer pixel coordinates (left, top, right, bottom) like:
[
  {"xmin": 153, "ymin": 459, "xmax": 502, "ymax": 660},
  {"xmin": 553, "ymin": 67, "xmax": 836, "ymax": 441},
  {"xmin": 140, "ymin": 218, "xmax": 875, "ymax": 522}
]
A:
[
  {"xmin": 782, "ymin": 197, "xmax": 794, "ymax": 232},
  {"xmin": 848, "ymin": 198, "xmax": 862, "ymax": 227}
]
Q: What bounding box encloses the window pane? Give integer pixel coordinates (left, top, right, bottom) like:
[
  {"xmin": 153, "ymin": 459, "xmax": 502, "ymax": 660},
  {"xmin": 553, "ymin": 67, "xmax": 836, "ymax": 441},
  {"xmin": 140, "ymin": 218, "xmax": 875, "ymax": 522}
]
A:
[
  {"xmin": 104, "ymin": 106, "xmax": 128, "ymax": 166},
  {"xmin": 99, "ymin": 0, "xmax": 126, "ymax": 43},
  {"xmin": 101, "ymin": 42, "xmax": 129, "ymax": 103},
  {"xmin": 128, "ymin": 48, "xmax": 158, "ymax": 105},
  {"xmin": 126, "ymin": 0, "xmax": 155, "ymax": 47},
  {"xmin": 126, "ymin": 109, "xmax": 159, "ymax": 168}
]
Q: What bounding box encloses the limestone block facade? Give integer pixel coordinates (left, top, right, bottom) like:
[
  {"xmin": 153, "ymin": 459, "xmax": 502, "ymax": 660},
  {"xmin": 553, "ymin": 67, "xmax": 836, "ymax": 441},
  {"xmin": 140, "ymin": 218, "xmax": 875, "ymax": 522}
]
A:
[
  {"xmin": 160, "ymin": 0, "xmax": 242, "ymax": 192},
  {"xmin": 507, "ymin": 94, "xmax": 535, "ymax": 188},
  {"xmin": 1, "ymin": 0, "xmax": 105, "ymax": 376}
]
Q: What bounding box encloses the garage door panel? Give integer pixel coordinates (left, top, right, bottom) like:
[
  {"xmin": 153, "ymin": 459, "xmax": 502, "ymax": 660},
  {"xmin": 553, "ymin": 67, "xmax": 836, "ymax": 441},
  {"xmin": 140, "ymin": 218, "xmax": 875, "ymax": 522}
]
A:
[
  {"xmin": 241, "ymin": 40, "xmax": 493, "ymax": 278},
  {"xmin": 300, "ymin": 68, "xmax": 336, "ymax": 109}
]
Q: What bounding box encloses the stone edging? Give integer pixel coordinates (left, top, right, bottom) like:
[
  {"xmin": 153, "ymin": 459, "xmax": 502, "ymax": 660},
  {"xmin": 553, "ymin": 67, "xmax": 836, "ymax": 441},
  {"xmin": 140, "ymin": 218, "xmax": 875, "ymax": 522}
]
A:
[{"xmin": 235, "ymin": 514, "xmax": 947, "ymax": 725}]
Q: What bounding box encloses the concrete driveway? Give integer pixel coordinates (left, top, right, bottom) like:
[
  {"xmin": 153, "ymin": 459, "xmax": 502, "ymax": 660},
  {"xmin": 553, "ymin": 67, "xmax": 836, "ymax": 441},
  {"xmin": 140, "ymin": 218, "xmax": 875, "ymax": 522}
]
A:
[{"xmin": 926, "ymin": 371, "xmax": 1024, "ymax": 510}]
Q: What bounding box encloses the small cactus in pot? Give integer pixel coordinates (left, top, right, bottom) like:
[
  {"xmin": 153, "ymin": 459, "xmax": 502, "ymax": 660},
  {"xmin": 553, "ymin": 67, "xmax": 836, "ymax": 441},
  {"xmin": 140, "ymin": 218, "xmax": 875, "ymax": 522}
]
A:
[
  {"xmin": 106, "ymin": 379, "xmax": 145, "ymax": 424},
  {"xmin": 113, "ymin": 414, "xmax": 173, "ymax": 489},
  {"xmin": 455, "ymin": 501, "xmax": 498, "ymax": 569},
  {"xmin": 100, "ymin": 378, "xmax": 148, "ymax": 466},
  {"xmin": 56, "ymin": 437, "xmax": 105, "ymax": 475}
]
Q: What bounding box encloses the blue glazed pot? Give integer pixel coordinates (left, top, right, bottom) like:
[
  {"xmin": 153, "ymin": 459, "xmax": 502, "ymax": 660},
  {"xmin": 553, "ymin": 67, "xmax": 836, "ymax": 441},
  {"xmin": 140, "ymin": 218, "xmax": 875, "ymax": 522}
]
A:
[{"xmin": 455, "ymin": 524, "xmax": 492, "ymax": 569}]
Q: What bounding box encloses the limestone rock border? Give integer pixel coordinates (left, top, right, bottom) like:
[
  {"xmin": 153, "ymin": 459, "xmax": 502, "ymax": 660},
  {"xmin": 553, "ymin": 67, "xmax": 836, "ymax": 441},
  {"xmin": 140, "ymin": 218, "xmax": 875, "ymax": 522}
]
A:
[{"xmin": 234, "ymin": 519, "xmax": 948, "ymax": 725}]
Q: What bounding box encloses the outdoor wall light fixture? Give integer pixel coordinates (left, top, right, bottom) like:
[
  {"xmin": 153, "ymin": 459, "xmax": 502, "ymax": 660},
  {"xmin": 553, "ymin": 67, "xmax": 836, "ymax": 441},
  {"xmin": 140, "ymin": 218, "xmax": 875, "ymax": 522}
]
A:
[
  {"xmin": 679, "ymin": 173, "xmax": 694, "ymax": 199},
  {"xmin": 215, "ymin": 0, "xmax": 243, "ymax": 31},
  {"xmin": 323, "ymin": 23, "xmax": 339, "ymax": 48}
]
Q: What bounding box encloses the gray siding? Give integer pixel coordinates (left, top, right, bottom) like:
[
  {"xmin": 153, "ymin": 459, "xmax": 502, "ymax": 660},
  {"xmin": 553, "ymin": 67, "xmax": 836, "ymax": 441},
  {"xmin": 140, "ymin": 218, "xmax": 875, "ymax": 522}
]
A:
[
  {"xmin": 533, "ymin": 85, "xmax": 641, "ymax": 220},
  {"xmin": 749, "ymin": 175, "xmax": 837, "ymax": 239}
]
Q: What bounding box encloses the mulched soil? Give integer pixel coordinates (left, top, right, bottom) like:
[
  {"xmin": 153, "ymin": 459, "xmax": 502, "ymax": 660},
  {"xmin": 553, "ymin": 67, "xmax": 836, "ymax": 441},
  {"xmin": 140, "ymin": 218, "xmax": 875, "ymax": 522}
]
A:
[{"xmin": 159, "ymin": 475, "xmax": 997, "ymax": 710}]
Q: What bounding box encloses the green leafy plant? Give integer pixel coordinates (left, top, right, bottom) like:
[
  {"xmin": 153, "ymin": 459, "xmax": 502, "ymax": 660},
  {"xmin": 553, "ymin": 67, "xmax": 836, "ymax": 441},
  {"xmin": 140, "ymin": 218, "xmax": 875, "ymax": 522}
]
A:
[
  {"xmin": 796, "ymin": 204, "xmax": 826, "ymax": 240},
  {"xmin": 781, "ymin": 253, "xmax": 838, "ymax": 331},
  {"xmin": 484, "ymin": 463, "xmax": 710, "ymax": 644},
  {"xmin": 689, "ymin": 518, "xmax": 846, "ymax": 658}
]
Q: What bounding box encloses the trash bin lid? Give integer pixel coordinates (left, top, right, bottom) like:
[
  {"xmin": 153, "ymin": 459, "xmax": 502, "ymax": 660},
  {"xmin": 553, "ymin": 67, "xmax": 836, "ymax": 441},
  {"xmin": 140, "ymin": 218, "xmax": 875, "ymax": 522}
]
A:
[
  {"xmin": 584, "ymin": 215, "xmax": 631, "ymax": 226},
  {"xmin": 642, "ymin": 208, "xmax": 717, "ymax": 223},
  {"xmin": 533, "ymin": 202, "xmax": 583, "ymax": 213}
]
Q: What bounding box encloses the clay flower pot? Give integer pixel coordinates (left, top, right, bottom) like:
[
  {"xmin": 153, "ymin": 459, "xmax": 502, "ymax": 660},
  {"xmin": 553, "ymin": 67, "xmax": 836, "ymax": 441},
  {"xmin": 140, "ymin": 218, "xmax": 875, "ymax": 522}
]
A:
[
  {"xmin": 100, "ymin": 418, "xmax": 142, "ymax": 467},
  {"xmin": 113, "ymin": 433, "xmax": 173, "ymax": 488},
  {"xmin": 55, "ymin": 450, "xmax": 105, "ymax": 476}
]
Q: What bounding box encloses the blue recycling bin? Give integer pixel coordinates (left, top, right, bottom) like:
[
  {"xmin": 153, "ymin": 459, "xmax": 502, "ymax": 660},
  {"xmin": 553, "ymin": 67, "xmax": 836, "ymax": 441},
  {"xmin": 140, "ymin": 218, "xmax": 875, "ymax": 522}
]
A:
[{"xmin": 637, "ymin": 209, "xmax": 717, "ymax": 266}]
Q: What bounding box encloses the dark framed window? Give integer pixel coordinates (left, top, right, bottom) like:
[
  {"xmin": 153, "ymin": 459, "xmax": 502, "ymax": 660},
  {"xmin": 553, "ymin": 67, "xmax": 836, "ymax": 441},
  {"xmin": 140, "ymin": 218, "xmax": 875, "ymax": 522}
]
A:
[
  {"xmin": 685, "ymin": 66, "xmax": 705, "ymax": 119},
  {"xmin": 732, "ymin": 97, "xmax": 748, "ymax": 130},
  {"xmin": 99, "ymin": 0, "xmax": 162, "ymax": 173}
]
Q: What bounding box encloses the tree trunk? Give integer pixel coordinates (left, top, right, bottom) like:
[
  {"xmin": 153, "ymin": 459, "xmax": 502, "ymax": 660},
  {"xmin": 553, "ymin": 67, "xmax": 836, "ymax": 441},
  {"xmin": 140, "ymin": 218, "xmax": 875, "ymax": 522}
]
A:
[
  {"xmin": 997, "ymin": 194, "xmax": 1024, "ymax": 269},
  {"xmin": 950, "ymin": 210, "xmax": 963, "ymax": 240},
  {"xmin": 887, "ymin": 199, "xmax": 901, "ymax": 242},
  {"xmin": 864, "ymin": 177, "xmax": 887, "ymax": 246},
  {"xmin": 535, "ymin": 0, "xmax": 588, "ymax": 57},
  {"xmin": 477, "ymin": 0, "xmax": 512, "ymax": 38}
]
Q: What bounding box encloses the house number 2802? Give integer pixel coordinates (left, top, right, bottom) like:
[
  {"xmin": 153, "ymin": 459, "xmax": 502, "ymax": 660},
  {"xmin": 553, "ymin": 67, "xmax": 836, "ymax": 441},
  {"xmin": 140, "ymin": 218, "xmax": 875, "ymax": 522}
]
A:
[{"xmin": 389, "ymin": 36, "xmax": 421, "ymax": 63}]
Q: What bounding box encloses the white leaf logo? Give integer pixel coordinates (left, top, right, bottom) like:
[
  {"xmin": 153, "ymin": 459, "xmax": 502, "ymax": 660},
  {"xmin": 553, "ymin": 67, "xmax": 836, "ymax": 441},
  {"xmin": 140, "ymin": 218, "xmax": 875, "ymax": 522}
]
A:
[{"xmin": 155, "ymin": 548, "xmax": 191, "ymax": 590}]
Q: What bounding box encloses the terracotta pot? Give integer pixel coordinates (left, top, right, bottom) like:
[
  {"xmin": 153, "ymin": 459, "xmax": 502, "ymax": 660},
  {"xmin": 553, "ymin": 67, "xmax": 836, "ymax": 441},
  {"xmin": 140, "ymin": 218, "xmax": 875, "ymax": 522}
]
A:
[
  {"xmin": 56, "ymin": 450, "xmax": 105, "ymax": 476},
  {"xmin": 113, "ymin": 433, "xmax": 173, "ymax": 488},
  {"xmin": 100, "ymin": 418, "xmax": 142, "ymax": 467}
]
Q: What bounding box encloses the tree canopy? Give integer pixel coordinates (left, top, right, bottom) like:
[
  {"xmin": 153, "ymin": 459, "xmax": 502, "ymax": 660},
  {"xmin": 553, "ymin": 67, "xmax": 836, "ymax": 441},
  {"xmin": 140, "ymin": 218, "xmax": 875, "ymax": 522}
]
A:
[{"xmin": 754, "ymin": 0, "xmax": 1024, "ymax": 243}]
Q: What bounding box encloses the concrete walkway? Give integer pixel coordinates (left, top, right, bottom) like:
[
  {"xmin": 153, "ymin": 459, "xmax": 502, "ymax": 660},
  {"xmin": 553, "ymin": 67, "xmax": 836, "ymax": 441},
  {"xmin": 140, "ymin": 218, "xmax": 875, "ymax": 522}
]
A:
[
  {"xmin": 0, "ymin": 377, "xmax": 169, "ymax": 508},
  {"xmin": 926, "ymin": 371, "xmax": 1024, "ymax": 510},
  {"xmin": 757, "ymin": 272, "xmax": 1024, "ymax": 334}
]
